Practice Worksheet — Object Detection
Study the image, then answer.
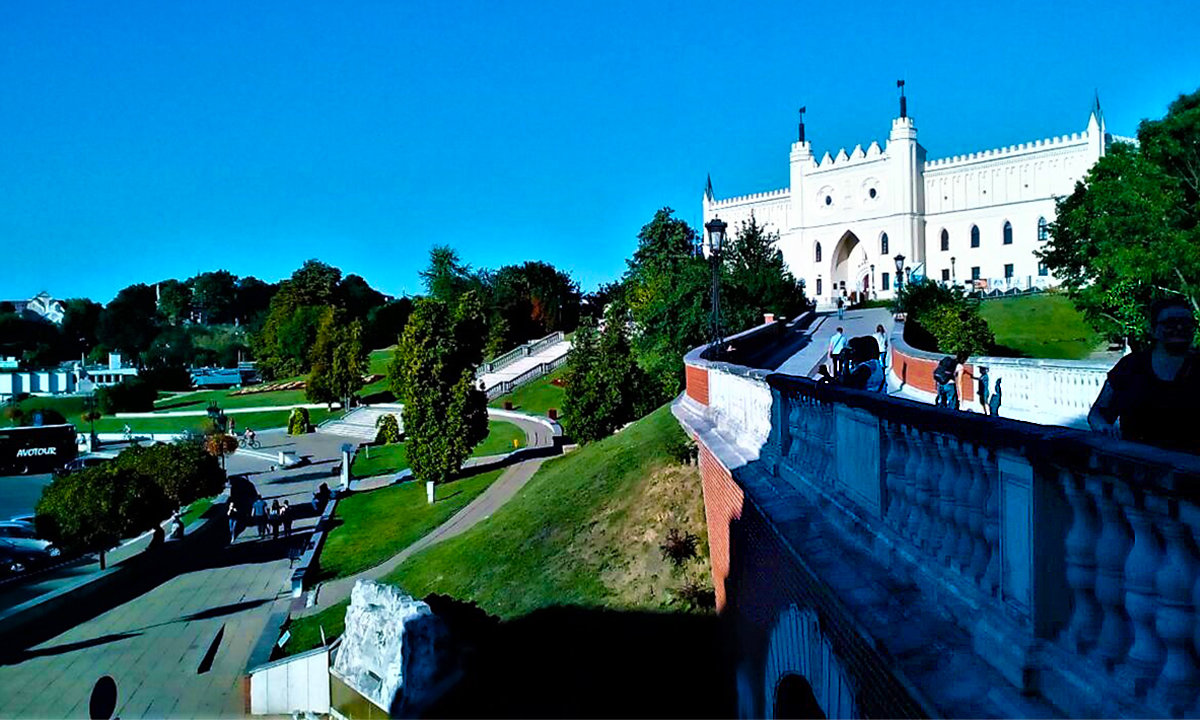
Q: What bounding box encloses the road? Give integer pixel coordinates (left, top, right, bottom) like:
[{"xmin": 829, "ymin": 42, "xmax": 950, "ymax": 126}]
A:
[{"xmin": 0, "ymin": 473, "xmax": 53, "ymax": 521}]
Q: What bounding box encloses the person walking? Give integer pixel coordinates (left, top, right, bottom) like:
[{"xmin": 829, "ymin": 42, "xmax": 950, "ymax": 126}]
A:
[
  {"xmin": 269, "ymin": 499, "xmax": 281, "ymax": 540},
  {"xmin": 842, "ymin": 337, "xmax": 887, "ymax": 392},
  {"xmin": 828, "ymin": 327, "xmax": 847, "ymax": 377},
  {"xmin": 978, "ymin": 367, "xmax": 991, "ymax": 415},
  {"xmin": 989, "ymin": 377, "xmax": 1003, "ymax": 418},
  {"xmin": 252, "ymin": 496, "xmax": 268, "ymax": 539},
  {"xmin": 873, "ymin": 324, "xmax": 889, "ymax": 368},
  {"xmin": 226, "ymin": 501, "xmax": 239, "ymax": 544},
  {"xmin": 281, "ymin": 500, "xmax": 293, "ymax": 537},
  {"xmin": 1088, "ymin": 296, "xmax": 1200, "ymax": 452},
  {"xmin": 836, "ymin": 295, "xmax": 846, "ymax": 320}
]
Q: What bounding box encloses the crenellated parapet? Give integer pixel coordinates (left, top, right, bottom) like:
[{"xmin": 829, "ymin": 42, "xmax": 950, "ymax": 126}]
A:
[
  {"xmin": 806, "ymin": 140, "xmax": 885, "ymax": 172},
  {"xmin": 924, "ymin": 130, "xmax": 1092, "ymax": 170},
  {"xmin": 708, "ymin": 187, "xmax": 790, "ymax": 209}
]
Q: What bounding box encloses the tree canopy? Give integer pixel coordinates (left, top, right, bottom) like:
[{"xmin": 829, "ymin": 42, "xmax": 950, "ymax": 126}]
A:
[{"xmin": 1040, "ymin": 88, "xmax": 1200, "ymax": 345}]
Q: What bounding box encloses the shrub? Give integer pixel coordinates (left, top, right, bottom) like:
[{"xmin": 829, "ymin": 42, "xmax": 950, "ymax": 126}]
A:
[
  {"xmin": 288, "ymin": 407, "xmax": 311, "ymax": 435},
  {"xmin": 375, "ymin": 413, "xmax": 401, "ymax": 444},
  {"xmin": 97, "ymin": 377, "xmax": 157, "ymax": 414},
  {"xmin": 659, "ymin": 528, "xmax": 700, "ymax": 566},
  {"xmin": 921, "ymin": 303, "xmax": 996, "ymax": 358},
  {"xmin": 676, "ymin": 578, "xmax": 716, "ymax": 610},
  {"xmin": 24, "ymin": 407, "xmax": 67, "ymax": 426}
]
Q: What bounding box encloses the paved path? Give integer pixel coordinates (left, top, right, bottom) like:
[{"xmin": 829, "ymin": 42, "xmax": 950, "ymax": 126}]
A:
[
  {"xmin": 302, "ymin": 456, "xmax": 549, "ymax": 616},
  {"xmin": 0, "ymin": 430, "xmax": 347, "ymax": 719},
  {"xmin": 777, "ymin": 307, "xmax": 895, "ymax": 377}
]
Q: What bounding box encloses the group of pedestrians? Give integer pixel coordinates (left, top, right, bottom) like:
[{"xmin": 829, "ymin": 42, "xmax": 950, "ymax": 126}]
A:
[
  {"xmin": 822, "ymin": 325, "xmax": 888, "ymax": 392},
  {"xmin": 226, "ymin": 496, "xmax": 293, "ymax": 543},
  {"xmin": 931, "ymin": 355, "xmax": 1002, "ymax": 415}
]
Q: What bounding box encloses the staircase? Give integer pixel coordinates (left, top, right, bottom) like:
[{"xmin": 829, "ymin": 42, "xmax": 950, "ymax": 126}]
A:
[{"xmin": 319, "ymin": 406, "xmax": 403, "ymax": 442}]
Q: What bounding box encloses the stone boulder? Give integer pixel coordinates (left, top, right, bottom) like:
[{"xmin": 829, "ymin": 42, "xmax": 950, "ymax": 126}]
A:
[{"xmin": 330, "ymin": 580, "xmax": 454, "ymax": 716}]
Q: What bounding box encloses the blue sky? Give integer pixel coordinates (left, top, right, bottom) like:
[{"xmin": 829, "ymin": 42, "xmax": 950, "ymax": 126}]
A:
[{"xmin": 2, "ymin": 0, "xmax": 1198, "ymax": 303}]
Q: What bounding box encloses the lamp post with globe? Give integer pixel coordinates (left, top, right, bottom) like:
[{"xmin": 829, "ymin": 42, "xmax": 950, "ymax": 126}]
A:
[{"xmin": 705, "ymin": 216, "xmax": 728, "ymax": 356}]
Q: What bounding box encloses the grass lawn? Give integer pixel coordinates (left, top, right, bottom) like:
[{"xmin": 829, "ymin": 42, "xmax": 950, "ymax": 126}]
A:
[
  {"xmin": 180, "ymin": 496, "xmax": 215, "ymax": 526},
  {"xmin": 980, "ymin": 294, "xmax": 1104, "ymax": 360},
  {"xmin": 93, "ymin": 408, "xmax": 343, "ymax": 434},
  {"xmin": 280, "ymin": 598, "xmax": 349, "ymax": 659},
  {"xmin": 379, "ymin": 404, "xmax": 708, "ymax": 619},
  {"xmin": 350, "ymin": 420, "xmax": 526, "ymax": 478},
  {"xmin": 315, "ymin": 468, "xmax": 504, "ymax": 581},
  {"xmin": 488, "ymin": 367, "xmax": 566, "ymax": 416},
  {"xmin": 360, "ymin": 348, "xmax": 394, "ymax": 401}
]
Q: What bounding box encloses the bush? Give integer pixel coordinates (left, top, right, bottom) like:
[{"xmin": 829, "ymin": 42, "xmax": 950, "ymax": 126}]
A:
[
  {"xmin": 891, "ymin": 278, "xmax": 960, "ymax": 317},
  {"xmin": 676, "ymin": 578, "xmax": 716, "ymax": 610},
  {"xmin": 659, "ymin": 528, "xmax": 699, "ymax": 566},
  {"xmin": 288, "ymin": 407, "xmax": 311, "ymax": 435},
  {"xmin": 375, "ymin": 413, "xmax": 401, "ymax": 444},
  {"xmin": 97, "ymin": 377, "xmax": 157, "ymax": 414},
  {"xmin": 24, "ymin": 407, "xmax": 67, "ymax": 426},
  {"xmin": 921, "ymin": 304, "xmax": 995, "ymax": 358}
]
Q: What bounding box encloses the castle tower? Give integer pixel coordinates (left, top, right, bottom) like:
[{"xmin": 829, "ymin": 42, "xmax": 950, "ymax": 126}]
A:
[{"xmin": 887, "ymin": 111, "xmax": 926, "ymax": 269}]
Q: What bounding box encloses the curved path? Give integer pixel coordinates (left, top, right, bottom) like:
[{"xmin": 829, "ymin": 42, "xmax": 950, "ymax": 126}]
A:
[{"xmin": 297, "ymin": 411, "xmax": 558, "ymax": 616}]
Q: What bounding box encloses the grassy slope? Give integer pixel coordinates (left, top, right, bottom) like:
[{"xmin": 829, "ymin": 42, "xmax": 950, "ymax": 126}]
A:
[
  {"xmin": 981, "ymin": 294, "xmax": 1103, "ymax": 360},
  {"xmin": 488, "ymin": 366, "xmax": 566, "ymax": 416},
  {"xmin": 316, "ymin": 468, "xmax": 504, "ymax": 581},
  {"xmin": 379, "ymin": 404, "xmax": 708, "ymax": 618},
  {"xmin": 350, "ymin": 419, "xmax": 526, "ymax": 478}
]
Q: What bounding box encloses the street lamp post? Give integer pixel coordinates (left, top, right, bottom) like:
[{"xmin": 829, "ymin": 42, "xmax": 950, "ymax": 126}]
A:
[
  {"xmin": 893, "ymin": 254, "xmax": 906, "ymax": 292},
  {"xmin": 704, "ymin": 216, "xmax": 728, "ymax": 356},
  {"xmin": 951, "ymin": 256, "xmax": 957, "ymax": 285}
]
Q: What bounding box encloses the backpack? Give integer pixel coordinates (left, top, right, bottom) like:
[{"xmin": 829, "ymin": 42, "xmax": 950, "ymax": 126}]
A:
[{"xmin": 933, "ymin": 356, "xmax": 956, "ymax": 385}]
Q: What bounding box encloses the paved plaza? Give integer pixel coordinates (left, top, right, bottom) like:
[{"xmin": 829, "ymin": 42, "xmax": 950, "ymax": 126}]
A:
[{"xmin": 0, "ymin": 430, "xmax": 347, "ymax": 718}]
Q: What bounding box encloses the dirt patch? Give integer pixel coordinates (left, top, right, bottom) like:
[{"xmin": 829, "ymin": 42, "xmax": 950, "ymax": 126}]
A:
[{"xmin": 573, "ymin": 461, "xmax": 713, "ymax": 612}]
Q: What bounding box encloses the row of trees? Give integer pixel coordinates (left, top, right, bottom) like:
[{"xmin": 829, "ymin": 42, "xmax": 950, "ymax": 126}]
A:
[
  {"xmin": 562, "ymin": 208, "xmax": 808, "ymax": 442},
  {"xmin": 1040, "ymin": 87, "xmax": 1200, "ymax": 347},
  {"xmin": 35, "ymin": 441, "xmax": 225, "ymax": 567}
]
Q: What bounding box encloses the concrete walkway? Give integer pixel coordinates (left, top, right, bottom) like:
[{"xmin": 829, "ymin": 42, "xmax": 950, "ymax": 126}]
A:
[
  {"xmin": 0, "ymin": 430, "xmax": 347, "ymax": 719},
  {"xmin": 776, "ymin": 307, "xmax": 895, "ymax": 377},
  {"xmin": 477, "ymin": 339, "xmax": 569, "ymax": 394}
]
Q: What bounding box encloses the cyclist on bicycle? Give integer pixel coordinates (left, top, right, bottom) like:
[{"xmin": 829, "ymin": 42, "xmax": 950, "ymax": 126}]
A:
[{"xmin": 245, "ymin": 428, "xmax": 256, "ymax": 447}]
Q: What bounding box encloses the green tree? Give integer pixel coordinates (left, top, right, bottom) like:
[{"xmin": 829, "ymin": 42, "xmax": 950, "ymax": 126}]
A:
[
  {"xmin": 420, "ymin": 246, "xmax": 474, "ymax": 306},
  {"xmin": 363, "ymin": 298, "xmax": 414, "ymax": 351},
  {"xmin": 562, "ymin": 312, "xmax": 651, "ymax": 443},
  {"xmin": 307, "ymin": 308, "xmax": 367, "ymax": 409},
  {"xmin": 156, "ymin": 279, "xmax": 192, "ymax": 325},
  {"xmin": 1040, "ymin": 89, "xmax": 1200, "ymax": 346},
  {"xmin": 561, "ymin": 319, "xmax": 605, "ymax": 442},
  {"xmin": 725, "ymin": 213, "xmax": 807, "ymax": 327},
  {"xmin": 97, "ymin": 284, "xmax": 160, "ymax": 359},
  {"xmin": 189, "ymin": 270, "xmax": 238, "ymax": 325},
  {"xmin": 59, "ymin": 298, "xmax": 103, "ymax": 360},
  {"xmin": 389, "ymin": 293, "xmax": 489, "ymax": 493},
  {"xmin": 376, "ymin": 413, "xmax": 401, "ymax": 444},
  {"xmin": 623, "ymin": 208, "xmax": 710, "ymax": 404},
  {"xmin": 234, "ymin": 276, "xmax": 277, "ymax": 328},
  {"xmin": 253, "ymin": 261, "xmax": 345, "ymax": 379}
]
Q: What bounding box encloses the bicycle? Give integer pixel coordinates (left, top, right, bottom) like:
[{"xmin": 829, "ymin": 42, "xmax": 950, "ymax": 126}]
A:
[{"xmin": 238, "ymin": 436, "xmax": 262, "ymax": 450}]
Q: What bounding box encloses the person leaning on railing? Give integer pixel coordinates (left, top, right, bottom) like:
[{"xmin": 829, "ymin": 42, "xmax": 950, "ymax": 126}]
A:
[{"xmin": 1088, "ymin": 296, "xmax": 1200, "ymax": 453}]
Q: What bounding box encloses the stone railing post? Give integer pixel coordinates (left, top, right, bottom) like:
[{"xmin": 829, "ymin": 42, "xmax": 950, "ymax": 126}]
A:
[
  {"xmin": 1123, "ymin": 496, "xmax": 1166, "ymax": 693},
  {"xmin": 1151, "ymin": 499, "xmax": 1199, "ymax": 713},
  {"xmin": 1091, "ymin": 477, "xmax": 1133, "ymax": 669},
  {"xmin": 1061, "ymin": 469, "xmax": 1101, "ymax": 653}
]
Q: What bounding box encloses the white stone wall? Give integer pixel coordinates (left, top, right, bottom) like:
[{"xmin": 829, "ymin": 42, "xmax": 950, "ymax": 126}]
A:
[
  {"xmin": 703, "ymin": 101, "xmax": 1112, "ymax": 305},
  {"xmin": 706, "ymin": 369, "xmax": 773, "ymax": 460}
]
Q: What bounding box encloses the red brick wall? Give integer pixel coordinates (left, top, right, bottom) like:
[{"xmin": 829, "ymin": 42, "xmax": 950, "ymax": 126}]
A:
[
  {"xmin": 685, "ymin": 364, "xmax": 709, "ymax": 406},
  {"xmin": 698, "ymin": 441, "xmax": 742, "ymax": 612},
  {"xmin": 892, "ymin": 346, "xmax": 975, "ymax": 402}
]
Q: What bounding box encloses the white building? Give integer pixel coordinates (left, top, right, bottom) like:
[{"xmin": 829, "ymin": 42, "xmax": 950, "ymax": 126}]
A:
[{"xmin": 703, "ymin": 96, "xmax": 1134, "ymax": 305}]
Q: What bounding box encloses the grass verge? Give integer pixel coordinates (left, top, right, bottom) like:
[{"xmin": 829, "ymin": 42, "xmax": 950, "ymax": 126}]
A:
[
  {"xmin": 180, "ymin": 496, "xmax": 215, "ymax": 526},
  {"xmin": 488, "ymin": 367, "xmax": 566, "ymax": 416},
  {"xmin": 315, "ymin": 468, "xmax": 504, "ymax": 582},
  {"xmin": 350, "ymin": 420, "xmax": 526, "ymax": 478}
]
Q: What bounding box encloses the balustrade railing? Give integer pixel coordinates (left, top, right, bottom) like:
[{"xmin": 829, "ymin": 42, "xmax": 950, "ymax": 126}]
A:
[
  {"xmin": 479, "ymin": 331, "xmax": 566, "ymax": 375},
  {"xmin": 762, "ymin": 373, "xmax": 1200, "ymax": 715}
]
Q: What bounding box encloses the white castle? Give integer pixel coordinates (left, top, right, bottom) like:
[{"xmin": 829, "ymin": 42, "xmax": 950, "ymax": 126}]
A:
[{"xmin": 702, "ymin": 93, "xmax": 1133, "ymax": 305}]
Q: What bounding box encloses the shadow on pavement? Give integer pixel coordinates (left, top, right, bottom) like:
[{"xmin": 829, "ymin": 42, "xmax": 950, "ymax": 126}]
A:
[{"xmin": 5, "ymin": 631, "xmax": 143, "ymax": 662}]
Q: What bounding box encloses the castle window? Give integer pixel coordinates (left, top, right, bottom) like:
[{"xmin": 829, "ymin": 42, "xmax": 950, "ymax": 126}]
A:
[
  {"xmin": 816, "ymin": 278, "xmax": 823, "ymax": 295},
  {"xmin": 825, "ymin": 195, "xmax": 832, "ymax": 206},
  {"xmin": 881, "ymin": 273, "xmax": 890, "ymax": 291},
  {"xmin": 1038, "ymin": 262, "xmax": 1049, "ymax": 277},
  {"xmin": 1004, "ymin": 263, "xmax": 1014, "ymax": 279},
  {"xmin": 1003, "ymin": 221, "xmax": 1013, "ymax": 245},
  {"xmin": 869, "ymin": 188, "xmax": 877, "ymax": 199},
  {"xmin": 815, "ymin": 242, "xmax": 822, "ymax": 263},
  {"xmin": 940, "ymin": 229, "xmax": 949, "ymax": 252},
  {"xmin": 880, "ymin": 233, "xmax": 889, "ymax": 255},
  {"xmin": 970, "ymin": 225, "xmax": 980, "ymax": 248},
  {"xmin": 941, "ymin": 269, "xmax": 950, "ymax": 282},
  {"xmin": 971, "ymin": 266, "xmax": 980, "ymax": 281},
  {"xmin": 1038, "ymin": 217, "xmax": 1049, "ymax": 241}
]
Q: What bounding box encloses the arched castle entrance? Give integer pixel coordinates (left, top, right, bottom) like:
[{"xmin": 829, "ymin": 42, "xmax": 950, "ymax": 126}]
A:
[{"xmin": 830, "ymin": 231, "xmax": 872, "ymax": 303}]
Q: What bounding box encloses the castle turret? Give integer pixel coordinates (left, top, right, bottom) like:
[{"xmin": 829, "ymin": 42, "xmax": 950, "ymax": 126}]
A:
[
  {"xmin": 1086, "ymin": 91, "xmax": 1107, "ymax": 160},
  {"xmin": 887, "ymin": 111, "xmax": 926, "ymax": 268}
]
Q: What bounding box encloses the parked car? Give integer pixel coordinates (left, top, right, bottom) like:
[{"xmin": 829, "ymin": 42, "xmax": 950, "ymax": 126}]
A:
[
  {"xmin": 56, "ymin": 455, "xmax": 110, "ymax": 476},
  {"xmin": 0, "ymin": 521, "xmax": 60, "ymax": 570}
]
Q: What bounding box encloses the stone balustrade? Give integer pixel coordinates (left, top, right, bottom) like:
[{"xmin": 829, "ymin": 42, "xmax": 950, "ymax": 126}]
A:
[{"xmin": 757, "ymin": 373, "xmax": 1200, "ymax": 716}]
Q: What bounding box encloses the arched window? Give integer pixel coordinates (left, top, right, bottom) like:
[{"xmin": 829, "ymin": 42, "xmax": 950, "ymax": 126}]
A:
[
  {"xmin": 970, "ymin": 225, "xmax": 980, "ymax": 248},
  {"xmin": 815, "ymin": 242, "xmax": 822, "ymax": 263},
  {"xmin": 940, "ymin": 229, "xmax": 949, "ymax": 252},
  {"xmin": 1003, "ymin": 221, "xmax": 1013, "ymax": 245},
  {"xmin": 816, "ymin": 278, "xmax": 823, "ymax": 296},
  {"xmin": 880, "ymin": 233, "xmax": 889, "ymax": 255},
  {"xmin": 1038, "ymin": 217, "xmax": 1049, "ymax": 241}
]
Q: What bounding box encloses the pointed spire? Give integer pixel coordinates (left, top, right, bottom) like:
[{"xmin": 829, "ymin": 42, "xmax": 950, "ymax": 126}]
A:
[{"xmin": 705, "ymin": 174, "xmax": 714, "ymax": 202}]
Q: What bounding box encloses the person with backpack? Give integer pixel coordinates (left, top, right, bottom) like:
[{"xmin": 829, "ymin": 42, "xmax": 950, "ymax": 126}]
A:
[
  {"xmin": 977, "ymin": 367, "xmax": 991, "ymax": 415},
  {"xmin": 934, "ymin": 355, "xmax": 961, "ymax": 409},
  {"xmin": 843, "ymin": 336, "xmax": 887, "ymax": 392},
  {"xmin": 828, "ymin": 327, "xmax": 847, "ymax": 377}
]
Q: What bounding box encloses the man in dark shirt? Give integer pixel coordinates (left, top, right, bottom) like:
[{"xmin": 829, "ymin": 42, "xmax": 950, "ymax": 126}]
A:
[{"xmin": 1089, "ymin": 297, "xmax": 1200, "ymax": 452}]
